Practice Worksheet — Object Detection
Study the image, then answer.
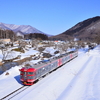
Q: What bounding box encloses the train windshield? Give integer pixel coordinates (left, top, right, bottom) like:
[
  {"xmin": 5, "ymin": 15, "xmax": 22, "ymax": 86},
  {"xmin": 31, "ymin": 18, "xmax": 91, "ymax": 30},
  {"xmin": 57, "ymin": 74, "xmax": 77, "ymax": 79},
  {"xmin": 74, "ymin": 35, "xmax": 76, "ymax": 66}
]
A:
[
  {"xmin": 21, "ymin": 71, "xmax": 26, "ymax": 75},
  {"xmin": 28, "ymin": 72, "xmax": 34, "ymax": 75}
]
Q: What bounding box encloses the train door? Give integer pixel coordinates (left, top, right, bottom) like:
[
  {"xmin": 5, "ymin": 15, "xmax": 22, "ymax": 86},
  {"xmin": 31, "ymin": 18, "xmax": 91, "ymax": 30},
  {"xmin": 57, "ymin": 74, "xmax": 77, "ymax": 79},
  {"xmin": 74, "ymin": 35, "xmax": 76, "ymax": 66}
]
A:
[
  {"xmin": 23, "ymin": 72, "xmax": 27, "ymax": 81},
  {"xmin": 70, "ymin": 53, "xmax": 73, "ymax": 59},
  {"xmin": 35, "ymin": 68, "xmax": 42, "ymax": 79},
  {"xmin": 27, "ymin": 71, "xmax": 36, "ymax": 81},
  {"xmin": 58, "ymin": 59, "xmax": 62, "ymax": 67},
  {"xmin": 20, "ymin": 71, "xmax": 27, "ymax": 82},
  {"xmin": 27, "ymin": 68, "xmax": 36, "ymax": 81}
]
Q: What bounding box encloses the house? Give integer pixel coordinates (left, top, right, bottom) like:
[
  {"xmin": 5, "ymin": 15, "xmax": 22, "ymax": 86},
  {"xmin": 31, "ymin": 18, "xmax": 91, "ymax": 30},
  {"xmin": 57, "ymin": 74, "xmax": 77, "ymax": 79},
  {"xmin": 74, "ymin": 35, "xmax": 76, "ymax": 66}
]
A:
[
  {"xmin": 0, "ymin": 39, "xmax": 11, "ymax": 44},
  {"xmin": 16, "ymin": 31, "xmax": 24, "ymax": 38}
]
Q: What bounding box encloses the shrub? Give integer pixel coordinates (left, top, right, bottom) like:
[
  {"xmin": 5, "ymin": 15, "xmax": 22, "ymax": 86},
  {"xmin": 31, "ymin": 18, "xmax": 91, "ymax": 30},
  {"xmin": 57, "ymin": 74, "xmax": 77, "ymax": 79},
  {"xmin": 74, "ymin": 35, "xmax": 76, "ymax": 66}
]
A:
[{"xmin": 12, "ymin": 48, "xmax": 25, "ymax": 53}]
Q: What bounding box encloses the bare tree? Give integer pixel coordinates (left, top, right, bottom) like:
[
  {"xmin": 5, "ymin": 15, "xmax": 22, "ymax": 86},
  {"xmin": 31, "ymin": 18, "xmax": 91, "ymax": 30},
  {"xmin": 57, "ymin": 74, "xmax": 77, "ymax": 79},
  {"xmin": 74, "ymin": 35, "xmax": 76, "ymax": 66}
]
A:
[
  {"xmin": 62, "ymin": 42, "xmax": 68, "ymax": 52},
  {"xmin": 31, "ymin": 38, "xmax": 39, "ymax": 50},
  {"xmin": 94, "ymin": 34, "xmax": 100, "ymax": 44},
  {"xmin": 0, "ymin": 45, "xmax": 11, "ymax": 61},
  {"xmin": 18, "ymin": 39, "xmax": 27, "ymax": 49}
]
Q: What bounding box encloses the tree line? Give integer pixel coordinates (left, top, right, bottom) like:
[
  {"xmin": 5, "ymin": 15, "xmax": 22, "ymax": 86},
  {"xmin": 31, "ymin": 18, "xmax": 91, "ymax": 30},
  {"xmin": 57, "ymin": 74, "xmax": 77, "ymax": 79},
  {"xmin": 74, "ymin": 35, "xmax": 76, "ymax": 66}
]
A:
[
  {"xmin": 0, "ymin": 29, "xmax": 100, "ymax": 44},
  {"xmin": 0, "ymin": 29, "xmax": 48, "ymax": 41},
  {"xmin": 0, "ymin": 29, "xmax": 16, "ymax": 41}
]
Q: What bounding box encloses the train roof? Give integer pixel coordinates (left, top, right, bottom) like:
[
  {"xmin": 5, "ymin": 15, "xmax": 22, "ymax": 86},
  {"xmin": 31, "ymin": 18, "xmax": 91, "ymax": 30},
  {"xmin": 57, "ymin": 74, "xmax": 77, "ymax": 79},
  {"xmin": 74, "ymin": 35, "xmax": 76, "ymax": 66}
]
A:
[
  {"xmin": 21, "ymin": 51, "xmax": 77, "ymax": 70},
  {"xmin": 20, "ymin": 66, "xmax": 36, "ymax": 72}
]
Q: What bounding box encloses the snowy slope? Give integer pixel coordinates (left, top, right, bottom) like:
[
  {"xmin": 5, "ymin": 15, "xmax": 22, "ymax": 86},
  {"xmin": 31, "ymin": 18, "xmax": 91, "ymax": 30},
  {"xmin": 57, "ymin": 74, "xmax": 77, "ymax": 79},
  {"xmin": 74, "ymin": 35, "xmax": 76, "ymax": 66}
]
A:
[{"xmin": 0, "ymin": 46, "xmax": 100, "ymax": 100}]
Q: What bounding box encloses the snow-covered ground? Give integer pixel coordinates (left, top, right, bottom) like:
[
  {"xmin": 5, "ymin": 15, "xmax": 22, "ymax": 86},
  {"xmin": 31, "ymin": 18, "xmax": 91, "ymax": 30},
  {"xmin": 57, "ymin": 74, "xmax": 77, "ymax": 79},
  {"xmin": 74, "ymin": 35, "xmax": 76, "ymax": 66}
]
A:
[{"xmin": 0, "ymin": 46, "xmax": 100, "ymax": 100}]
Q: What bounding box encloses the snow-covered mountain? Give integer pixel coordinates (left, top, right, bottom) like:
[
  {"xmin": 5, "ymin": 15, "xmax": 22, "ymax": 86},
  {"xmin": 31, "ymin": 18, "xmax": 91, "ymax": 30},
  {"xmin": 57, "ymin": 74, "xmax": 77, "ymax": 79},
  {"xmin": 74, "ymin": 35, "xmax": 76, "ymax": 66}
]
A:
[{"xmin": 0, "ymin": 22, "xmax": 45, "ymax": 35}]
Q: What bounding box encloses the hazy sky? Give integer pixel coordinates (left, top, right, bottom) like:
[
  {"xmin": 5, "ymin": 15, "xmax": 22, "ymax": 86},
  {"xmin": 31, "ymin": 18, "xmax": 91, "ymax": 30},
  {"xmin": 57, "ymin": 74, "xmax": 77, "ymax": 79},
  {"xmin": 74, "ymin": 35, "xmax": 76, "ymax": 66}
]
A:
[{"xmin": 0, "ymin": 0, "xmax": 100, "ymax": 35}]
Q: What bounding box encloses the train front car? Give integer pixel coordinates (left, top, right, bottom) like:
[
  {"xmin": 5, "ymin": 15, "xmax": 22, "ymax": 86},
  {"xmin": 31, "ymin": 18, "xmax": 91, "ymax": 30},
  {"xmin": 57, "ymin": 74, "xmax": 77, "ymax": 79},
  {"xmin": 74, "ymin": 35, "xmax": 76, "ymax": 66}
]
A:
[{"xmin": 19, "ymin": 67, "xmax": 36, "ymax": 85}]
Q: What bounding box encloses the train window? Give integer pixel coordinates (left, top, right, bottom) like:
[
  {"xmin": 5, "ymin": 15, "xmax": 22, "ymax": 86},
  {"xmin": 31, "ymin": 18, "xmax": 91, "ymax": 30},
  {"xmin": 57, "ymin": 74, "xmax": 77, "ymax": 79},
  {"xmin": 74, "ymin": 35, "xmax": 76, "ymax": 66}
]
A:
[
  {"xmin": 20, "ymin": 75, "xmax": 23, "ymax": 79},
  {"xmin": 20, "ymin": 72, "xmax": 23, "ymax": 74},
  {"xmin": 28, "ymin": 76, "xmax": 35, "ymax": 79},
  {"xmin": 28, "ymin": 72, "xmax": 34, "ymax": 75}
]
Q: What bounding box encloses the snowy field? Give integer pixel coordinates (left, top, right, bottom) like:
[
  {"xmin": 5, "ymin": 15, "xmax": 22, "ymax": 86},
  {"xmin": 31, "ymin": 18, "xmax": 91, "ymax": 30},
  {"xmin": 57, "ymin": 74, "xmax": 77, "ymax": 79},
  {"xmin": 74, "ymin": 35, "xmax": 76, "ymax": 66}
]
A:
[{"xmin": 0, "ymin": 46, "xmax": 100, "ymax": 100}]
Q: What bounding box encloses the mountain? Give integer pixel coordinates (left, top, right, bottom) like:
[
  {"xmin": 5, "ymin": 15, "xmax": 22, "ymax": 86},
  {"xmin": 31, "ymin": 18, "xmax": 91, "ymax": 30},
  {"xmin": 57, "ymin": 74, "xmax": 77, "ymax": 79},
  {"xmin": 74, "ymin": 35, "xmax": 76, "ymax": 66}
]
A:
[
  {"xmin": 49, "ymin": 16, "xmax": 100, "ymax": 41},
  {"xmin": 0, "ymin": 22, "xmax": 46, "ymax": 35}
]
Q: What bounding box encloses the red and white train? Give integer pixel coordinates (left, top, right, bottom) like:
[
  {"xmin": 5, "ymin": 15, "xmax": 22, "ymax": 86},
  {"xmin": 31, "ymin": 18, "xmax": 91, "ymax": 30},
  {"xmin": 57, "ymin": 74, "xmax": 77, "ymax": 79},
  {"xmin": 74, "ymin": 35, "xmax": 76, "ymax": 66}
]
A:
[{"xmin": 19, "ymin": 51, "xmax": 78, "ymax": 85}]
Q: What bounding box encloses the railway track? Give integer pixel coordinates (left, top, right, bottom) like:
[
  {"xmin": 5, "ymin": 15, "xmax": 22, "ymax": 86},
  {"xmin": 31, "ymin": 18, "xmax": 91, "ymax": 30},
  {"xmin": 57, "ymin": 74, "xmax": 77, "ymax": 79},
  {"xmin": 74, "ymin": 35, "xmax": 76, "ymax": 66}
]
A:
[{"xmin": 0, "ymin": 86, "xmax": 29, "ymax": 100}]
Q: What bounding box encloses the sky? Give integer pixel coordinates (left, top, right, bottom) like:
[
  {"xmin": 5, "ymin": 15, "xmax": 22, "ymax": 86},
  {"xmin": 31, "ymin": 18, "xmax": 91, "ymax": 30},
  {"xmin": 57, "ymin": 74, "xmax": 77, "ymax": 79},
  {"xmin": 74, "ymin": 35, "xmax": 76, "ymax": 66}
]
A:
[{"xmin": 0, "ymin": 0, "xmax": 100, "ymax": 35}]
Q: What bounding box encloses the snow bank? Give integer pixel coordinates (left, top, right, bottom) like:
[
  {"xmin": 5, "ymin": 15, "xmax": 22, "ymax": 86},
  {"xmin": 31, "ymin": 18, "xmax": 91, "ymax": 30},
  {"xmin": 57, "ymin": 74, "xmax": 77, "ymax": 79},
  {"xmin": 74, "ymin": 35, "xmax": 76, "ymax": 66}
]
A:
[{"xmin": 43, "ymin": 47, "xmax": 57, "ymax": 55}]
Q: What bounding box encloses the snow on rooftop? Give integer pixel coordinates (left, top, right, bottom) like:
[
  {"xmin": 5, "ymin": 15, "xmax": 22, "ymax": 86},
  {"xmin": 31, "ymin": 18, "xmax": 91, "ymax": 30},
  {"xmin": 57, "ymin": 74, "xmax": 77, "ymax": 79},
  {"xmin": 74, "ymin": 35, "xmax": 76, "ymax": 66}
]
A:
[{"xmin": 43, "ymin": 47, "xmax": 58, "ymax": 55}]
